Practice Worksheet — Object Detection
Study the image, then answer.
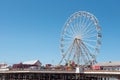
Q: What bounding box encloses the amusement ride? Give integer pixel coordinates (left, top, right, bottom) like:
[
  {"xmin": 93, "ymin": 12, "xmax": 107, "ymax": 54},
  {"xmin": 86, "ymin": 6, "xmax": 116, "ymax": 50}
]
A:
[{"xmin": 59, "ymin": 11, "xmax": 102, "ymax": 69}]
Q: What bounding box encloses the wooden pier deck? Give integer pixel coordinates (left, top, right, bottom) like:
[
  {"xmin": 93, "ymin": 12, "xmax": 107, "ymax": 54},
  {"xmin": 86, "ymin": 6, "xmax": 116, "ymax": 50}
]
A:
[{"xmin": 0, "ymin": 70, "xmax": 120, "ymax": 80}]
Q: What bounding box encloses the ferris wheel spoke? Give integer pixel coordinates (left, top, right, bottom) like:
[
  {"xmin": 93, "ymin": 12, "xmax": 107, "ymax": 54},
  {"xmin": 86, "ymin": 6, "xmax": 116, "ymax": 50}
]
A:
[
  {"xmin": 83, "ymin": 24, "xmax": 96, "ymax": 35},
  {"xmin": 82, "ymin": 15, "xmax": 92, "ymax": 30},
  {"xmin": 81, "ymin": 16, "xmax": 85, "ymax": 30},
  {"xmin": 69, "ymin": 17, "xmax": 78, "ymax": 34},
  {"xmin": 62, "ymin": 38, "xmax": 72, "ymax": 42},
  {"xmin": 79, "ymin": 16, "xmax": 84, "ymax": 31},
  {"xmin": 76, "ymin": 17, "xmax": 82, "ymax": 33},
  {"xmin": 73, "ymin": 23, "xmax": 80, "ymax": 35},
  {"xmin": 82, "ymin": 31, "xmax": 97, "ymax": 39},
  {"xmin": 82, "ymin": 33, "xmax": 97, "ymax": 39},
  {"xmin": 69, "ymin": 24, "xmax": 77, "ymax": 35},
  {"xmin": 82, "ymin": 39, "xmax": 96, "ymax": 42},
  {"xmin": 63, "ymin": 34, "xmax": 73, "ymax": 39},
  {"xmin": 83, "ymin": 41, "xmax": 95, "ymax": 50},
  {"xmin": 65, "ymin": 29, "xmax": 73, "ymax": 37},
  {"xmin": 81, "ymin": 16, "xmax": 87, "ymax": 26},
  {"xmin": 83, "ymin": 15, "xmax": 89, "ymax": 25},
  {"xmin": 76, "ymin": 24, "xmax": 79, "ymax": 34},
  {"xmin": 63, "ymin": 31, "xmax": 73, "ymax": 38},
  {"xmin": 83, "ymin": 24, "xmax": 95, "ymax": 34},
  {"xmin": 82, "ymin": 24, "xmax": 95, "ymax": 34},
  {"xmin": 81, "ymin": 21, "xmax": 94, "ymax": 35},
  {"xmin": 63, "ymin": 38, "xmax": 73, "ymax": 43},
  {"xmin": 64, "ymin": 40, "xmax": 73, "ymax": 43},
  {"xmin": 71, "ymin": 24, "xmax": 77, "ymax": 35},
  {"xmin": 79, "ymin": 16, "xmax": 87, "ymax": 33},
  {"xmin": 63, "ymin": 37, "xmax": 73, "ymax": 41},
  {"xmin": 82, "ymin": 19, "xmax": 91, "ymax": 33},
  {"xmin": 74, "ymin": 20, "xmax": 80, "ymax": 35},
  {"xmin": 82, "ymin": 46, "xmax": 96, "ymax": 52}
]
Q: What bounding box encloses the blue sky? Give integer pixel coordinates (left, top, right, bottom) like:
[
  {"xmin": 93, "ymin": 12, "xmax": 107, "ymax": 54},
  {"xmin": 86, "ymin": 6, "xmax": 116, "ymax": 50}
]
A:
[{"xmin": 0, "ymin": 0, "xmax": 120, "ymax": 65}]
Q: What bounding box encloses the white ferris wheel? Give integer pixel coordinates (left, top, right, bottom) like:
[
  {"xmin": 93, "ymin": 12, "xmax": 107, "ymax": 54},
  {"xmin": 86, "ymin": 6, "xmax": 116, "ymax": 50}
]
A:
[{"xmin": 59, "ymin": 11, "xmax": 102, "ymax": 66}]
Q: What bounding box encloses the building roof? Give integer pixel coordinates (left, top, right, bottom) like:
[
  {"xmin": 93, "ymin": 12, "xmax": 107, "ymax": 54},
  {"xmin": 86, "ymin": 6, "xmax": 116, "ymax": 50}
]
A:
[
  {"xmin": 95, "ymin": 61, "xmax": 120, "ymax": 66},
  {"xmin": 23, "ymin": 60, "xmax": 41, "ymax": 65}
]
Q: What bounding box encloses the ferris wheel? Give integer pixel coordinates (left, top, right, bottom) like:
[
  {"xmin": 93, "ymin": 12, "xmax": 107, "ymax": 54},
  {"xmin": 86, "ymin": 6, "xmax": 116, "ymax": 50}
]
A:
[{"xmin": 59, "ymin": 11, "xmax": 101, "ymax": 66}]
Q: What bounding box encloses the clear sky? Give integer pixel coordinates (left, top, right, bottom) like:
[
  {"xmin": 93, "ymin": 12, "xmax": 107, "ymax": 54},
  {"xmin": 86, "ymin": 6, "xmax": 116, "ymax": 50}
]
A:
[{"xmin": 0, "ymin": 0, "xmax": 120, "ymax": 65}]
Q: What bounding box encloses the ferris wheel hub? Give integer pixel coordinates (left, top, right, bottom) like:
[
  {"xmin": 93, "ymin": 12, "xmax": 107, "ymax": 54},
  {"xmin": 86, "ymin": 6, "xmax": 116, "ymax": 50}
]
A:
[{"xmin": 74, "ymin": 35, "xmax": 81, "ymax": 40}]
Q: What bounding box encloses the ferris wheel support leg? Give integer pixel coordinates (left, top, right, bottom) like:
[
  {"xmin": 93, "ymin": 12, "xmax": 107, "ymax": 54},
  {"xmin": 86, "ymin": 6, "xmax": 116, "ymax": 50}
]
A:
[{"xmin": 75, "ymin": 66, "xmax": 84, "ymax": 73}]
